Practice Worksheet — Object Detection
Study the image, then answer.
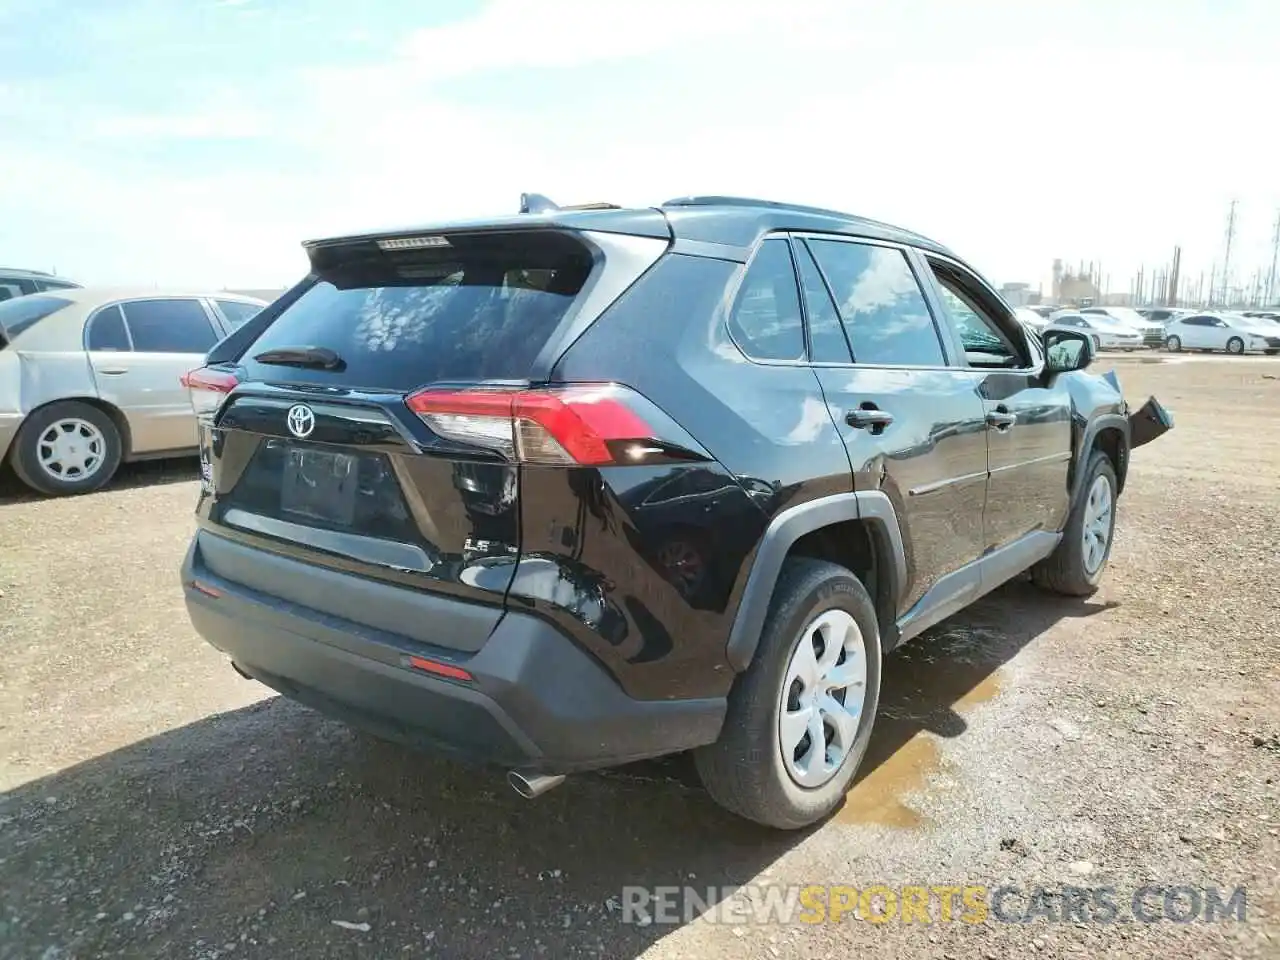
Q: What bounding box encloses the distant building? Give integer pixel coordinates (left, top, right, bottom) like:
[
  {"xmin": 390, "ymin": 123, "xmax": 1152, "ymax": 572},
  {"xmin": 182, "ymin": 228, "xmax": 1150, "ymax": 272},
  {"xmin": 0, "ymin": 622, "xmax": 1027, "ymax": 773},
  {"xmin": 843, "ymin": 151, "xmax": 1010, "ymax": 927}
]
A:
[{"xmin": 999, "ymin": 282, "xmax": 1033, "ymax": 306}]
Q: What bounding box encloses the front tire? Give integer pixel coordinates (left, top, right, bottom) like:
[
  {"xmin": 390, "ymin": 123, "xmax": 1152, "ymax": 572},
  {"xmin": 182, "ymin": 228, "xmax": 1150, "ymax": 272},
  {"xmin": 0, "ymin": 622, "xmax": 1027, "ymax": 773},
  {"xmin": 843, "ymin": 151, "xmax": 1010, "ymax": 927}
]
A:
[
  {"xmin": 695, "ymin": 557, "xmax": 882, "ymax": 830},
  {"xmin": 1166, "ymin": 335, "xmax": 1181, "ymax": 352},
  {"xmin": 1033, "ymin": 450, "xmax": 1117, "ymax": 596},
  {"xmin": 10, "ymin": 401, "xmax": 123, "ymax": 497},
  {"xmin": 1226, "ymin": 336, "xmax": 1244, "ymax": 355}
]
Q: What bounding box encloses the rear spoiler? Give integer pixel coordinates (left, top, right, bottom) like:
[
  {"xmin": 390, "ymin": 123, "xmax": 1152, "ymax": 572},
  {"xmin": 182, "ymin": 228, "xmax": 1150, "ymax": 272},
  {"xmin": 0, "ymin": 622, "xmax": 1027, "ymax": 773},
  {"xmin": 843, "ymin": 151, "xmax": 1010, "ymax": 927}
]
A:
[{"xmin": 302, "ymin": 198, "xmax": 666, "ymax": 255}]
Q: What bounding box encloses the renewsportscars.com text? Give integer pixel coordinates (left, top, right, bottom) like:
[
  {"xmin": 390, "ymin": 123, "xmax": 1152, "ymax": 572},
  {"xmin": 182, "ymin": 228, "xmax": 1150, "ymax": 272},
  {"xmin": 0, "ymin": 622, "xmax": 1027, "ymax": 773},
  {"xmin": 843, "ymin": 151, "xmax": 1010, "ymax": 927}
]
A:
[{"xmin": 620, "ymin": 884, "xmax": 1248, "ymax": 926}]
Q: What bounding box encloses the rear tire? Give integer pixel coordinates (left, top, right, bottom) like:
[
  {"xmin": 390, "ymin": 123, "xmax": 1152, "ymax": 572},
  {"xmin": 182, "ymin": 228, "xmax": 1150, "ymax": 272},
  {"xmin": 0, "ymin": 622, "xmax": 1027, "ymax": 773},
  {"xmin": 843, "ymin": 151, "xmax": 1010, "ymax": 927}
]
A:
[
  {"xmin": 695, "ymin": 557, "xmax": 882, "ymax": 830},
  {"xmin": 1165, "ymin": 335, "xmax": 1181, "ymax": 352},
  {"xmin": 1033, "ymin": 450, "xmax": 1117, "ymax": 596},
  {"xmin": 11, "ymin": 401, "xmax": 123, "ymax": 497},
  {"xmin": 1226, "ymin": 336, "xmax": 1244, "ymax": 355}
]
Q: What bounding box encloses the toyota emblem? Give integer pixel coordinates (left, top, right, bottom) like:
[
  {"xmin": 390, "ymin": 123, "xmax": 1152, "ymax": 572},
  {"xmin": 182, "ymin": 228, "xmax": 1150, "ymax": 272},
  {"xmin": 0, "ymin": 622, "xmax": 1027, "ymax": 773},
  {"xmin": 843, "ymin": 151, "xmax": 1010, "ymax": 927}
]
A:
[{"xmin": 286, "ymin": 404, "xmax": 316, "ymax": 439}]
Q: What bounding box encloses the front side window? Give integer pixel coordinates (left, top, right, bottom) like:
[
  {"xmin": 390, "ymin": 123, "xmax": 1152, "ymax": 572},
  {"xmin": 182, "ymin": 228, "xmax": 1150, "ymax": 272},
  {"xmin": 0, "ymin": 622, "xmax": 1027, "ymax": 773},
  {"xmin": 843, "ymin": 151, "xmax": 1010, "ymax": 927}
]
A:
[
  {"xmin": 806, "ymin": 239, "xmax": 945, "ymax": 367},
  {"xmin": 928, "ymin": 259, "xmax": 1026, "ymax": 369},
  {"xmin": 121, "ymin": 299, "xmax": 219, "ymax": 353},
  {"xmin": 728, "ymin": 239, "xmax": 804, "ymax": 362}
]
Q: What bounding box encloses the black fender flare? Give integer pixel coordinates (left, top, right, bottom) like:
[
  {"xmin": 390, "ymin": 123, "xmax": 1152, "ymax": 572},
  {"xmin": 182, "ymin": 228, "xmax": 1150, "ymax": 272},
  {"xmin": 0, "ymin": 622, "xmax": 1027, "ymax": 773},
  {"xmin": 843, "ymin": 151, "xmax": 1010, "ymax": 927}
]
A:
[
  {"xmin": 1071, "ymin": 413, "xmax": 1130, "ymax": 507},
  {"xmin": 724, "ymin": 491, "xmax": 907, "ymax": 672}
]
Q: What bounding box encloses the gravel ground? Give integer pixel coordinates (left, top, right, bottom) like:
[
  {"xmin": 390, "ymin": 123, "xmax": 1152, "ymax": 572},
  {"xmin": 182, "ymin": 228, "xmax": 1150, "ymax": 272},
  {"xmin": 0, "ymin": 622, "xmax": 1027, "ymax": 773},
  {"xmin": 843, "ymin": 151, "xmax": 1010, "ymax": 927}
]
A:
[{"xmin": 1, "ymin": 357, "xmax": 1277, "ymax": 959}]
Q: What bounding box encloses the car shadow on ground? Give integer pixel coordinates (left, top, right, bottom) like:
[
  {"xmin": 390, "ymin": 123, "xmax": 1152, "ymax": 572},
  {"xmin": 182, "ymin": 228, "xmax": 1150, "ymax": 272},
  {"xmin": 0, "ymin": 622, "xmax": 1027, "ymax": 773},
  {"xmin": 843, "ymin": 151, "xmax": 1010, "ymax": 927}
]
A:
[
  {"xmin": 0, "ymin": 581, "xmax": 1116, "ymax": 959},
  {"xmin": 0, "ymin": 457, "xmax": 198, "ymax": 505}
]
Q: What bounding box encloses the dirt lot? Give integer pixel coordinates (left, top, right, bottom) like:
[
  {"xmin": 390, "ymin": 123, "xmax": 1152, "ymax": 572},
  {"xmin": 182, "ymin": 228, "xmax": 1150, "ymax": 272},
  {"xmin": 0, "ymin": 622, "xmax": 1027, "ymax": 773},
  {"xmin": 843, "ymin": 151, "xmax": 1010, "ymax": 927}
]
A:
[{"xmin": 1, "ymin": 357, "xmax": 1278, "ymax": 960}]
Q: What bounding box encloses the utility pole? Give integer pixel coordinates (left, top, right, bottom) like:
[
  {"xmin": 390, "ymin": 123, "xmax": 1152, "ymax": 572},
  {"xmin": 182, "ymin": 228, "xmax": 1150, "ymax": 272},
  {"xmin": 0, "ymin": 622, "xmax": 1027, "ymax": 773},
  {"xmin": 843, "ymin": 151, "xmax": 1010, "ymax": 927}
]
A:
[
  {"xmin": 1221, "ymin": 199, "xmax": 1238, "ymax": 306},
  {"xmin": 1267, "ymin": 209, "xmax": 1279, "ymax": 307},
  {"xmin": 1168, "ymin": 245, "xmax": 1181, "ymax": 307}
]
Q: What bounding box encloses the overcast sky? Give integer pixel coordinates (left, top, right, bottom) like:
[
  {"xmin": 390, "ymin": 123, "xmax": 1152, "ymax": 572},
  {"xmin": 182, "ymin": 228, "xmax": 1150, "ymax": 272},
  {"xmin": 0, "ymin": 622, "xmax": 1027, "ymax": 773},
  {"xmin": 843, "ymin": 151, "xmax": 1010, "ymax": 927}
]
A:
[{"xmin": 2, "ymin": 0, "xmax": 1277, "ymax": 296}]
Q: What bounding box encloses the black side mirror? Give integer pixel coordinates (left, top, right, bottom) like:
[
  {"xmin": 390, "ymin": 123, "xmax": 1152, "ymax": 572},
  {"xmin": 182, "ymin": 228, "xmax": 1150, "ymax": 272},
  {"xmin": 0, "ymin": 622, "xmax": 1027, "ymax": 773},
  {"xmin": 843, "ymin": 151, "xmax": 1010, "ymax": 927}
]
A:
[{"xmin": 1042, "ymin": 329, "xmax": 1094, "ymax": 373}]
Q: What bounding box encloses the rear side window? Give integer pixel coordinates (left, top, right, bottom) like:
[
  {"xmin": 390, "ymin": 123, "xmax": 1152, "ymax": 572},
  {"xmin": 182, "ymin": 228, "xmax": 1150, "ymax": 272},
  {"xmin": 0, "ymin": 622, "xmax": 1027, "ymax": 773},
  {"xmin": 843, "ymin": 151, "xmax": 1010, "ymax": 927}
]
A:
[
  {"xmin": 215, "ymin": 299, "xmax": 262, "ymax": 329},
  {"xmin": 244, "ymin": 231, "xmax": 594, "ymax": 390},
  {"xmin": 728, "ymin": 239, "xmax": 804, "ymax": 362},
  {"xmin": 0, "ymin": 294, "xmax": 72, "ymax": 346},
  {"xmin": 121, "ymin": 299, "xmax": 219, "ymax": 353},
  {"xmin": 795, "ymin": 243, "xmax": 851, "ymax": 363},
  {"xmin": 806, "ymin": 239, "xmax": 946, "ymax": 367},
  {"xmin": 87, "ymin": 305, "xmax": 130, "ymax": 351}
]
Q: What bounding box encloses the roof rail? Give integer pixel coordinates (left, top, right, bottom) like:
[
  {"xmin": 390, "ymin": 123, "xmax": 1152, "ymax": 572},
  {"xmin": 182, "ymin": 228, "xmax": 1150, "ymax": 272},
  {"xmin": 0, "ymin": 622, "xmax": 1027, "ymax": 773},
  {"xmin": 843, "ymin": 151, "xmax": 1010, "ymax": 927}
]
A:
[{"xmin": 663, "ymin": 195, "xmax": 862, "ymax": 220}]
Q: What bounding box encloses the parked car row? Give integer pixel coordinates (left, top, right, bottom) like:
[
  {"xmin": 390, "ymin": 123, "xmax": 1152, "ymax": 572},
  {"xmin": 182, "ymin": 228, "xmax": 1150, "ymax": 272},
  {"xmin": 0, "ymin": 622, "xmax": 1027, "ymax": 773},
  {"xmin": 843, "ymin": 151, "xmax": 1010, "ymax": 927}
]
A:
[
  {"xmin": 1016, "ymin": 303, "xmax": 1280, "ymax": 356},
  {"xmin": 0, "ymin": 287, "xmax": 268, "ymax": 495}
]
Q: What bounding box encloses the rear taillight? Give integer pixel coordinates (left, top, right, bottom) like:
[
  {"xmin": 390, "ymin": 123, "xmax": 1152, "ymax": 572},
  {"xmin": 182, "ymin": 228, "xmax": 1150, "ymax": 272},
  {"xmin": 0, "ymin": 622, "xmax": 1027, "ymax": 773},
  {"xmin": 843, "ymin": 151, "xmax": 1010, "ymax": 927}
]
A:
[
  {"xmin": 180, "ymin": 367, "xmax": 238, "ymax": 418},
  {"xmin": 406, "ymin": 384, "xmax": 683, "ymax": 466}
]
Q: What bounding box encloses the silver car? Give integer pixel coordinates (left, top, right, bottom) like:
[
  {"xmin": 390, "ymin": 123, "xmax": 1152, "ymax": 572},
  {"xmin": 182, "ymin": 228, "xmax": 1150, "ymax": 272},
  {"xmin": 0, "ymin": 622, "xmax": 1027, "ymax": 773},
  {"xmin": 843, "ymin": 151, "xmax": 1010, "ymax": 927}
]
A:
[{"xmin": 0, "ymin": 288, "xmax": 266, "ymax": 495}]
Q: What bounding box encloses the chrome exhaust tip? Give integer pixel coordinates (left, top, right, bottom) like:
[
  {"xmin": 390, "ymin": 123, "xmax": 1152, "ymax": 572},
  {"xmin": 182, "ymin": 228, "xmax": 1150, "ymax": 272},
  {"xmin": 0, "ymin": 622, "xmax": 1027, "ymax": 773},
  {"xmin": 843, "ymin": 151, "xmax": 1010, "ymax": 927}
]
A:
[{"xmin": 507, "ymin": 770, "xmax": 566, "ymax": 799}]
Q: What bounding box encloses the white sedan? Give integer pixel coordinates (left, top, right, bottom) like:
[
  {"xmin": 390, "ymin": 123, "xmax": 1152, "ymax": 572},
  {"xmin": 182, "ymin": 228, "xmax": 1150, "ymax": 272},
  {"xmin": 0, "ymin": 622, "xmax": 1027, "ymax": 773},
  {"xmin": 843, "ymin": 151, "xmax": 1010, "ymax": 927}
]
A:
[
  {"xmin": 1164, "ymin": 313, "xmax": 1280, "ymax": 355},
  {"xmin": 1044, "ymin": 312, "xmax": 1144, "ymax": 351}
]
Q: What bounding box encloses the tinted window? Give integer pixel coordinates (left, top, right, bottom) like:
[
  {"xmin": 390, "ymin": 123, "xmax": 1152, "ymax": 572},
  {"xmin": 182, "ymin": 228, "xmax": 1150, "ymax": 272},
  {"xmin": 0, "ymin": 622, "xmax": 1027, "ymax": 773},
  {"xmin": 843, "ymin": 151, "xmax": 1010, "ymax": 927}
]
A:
[
  {"xmin": 37, "ymin": 280, "xmax": 78, "ymax": 292},
  {"xmin": 728, "ymin": 240, "xmax": 804, "ymax": 362},
  {"xmin": 0, "ymin": 283, "xmax": 24, "ymax": 302},
  {"xmin": 87, "ymin": 305, "xmax": 130, "ymax": 351},
  {"xmin": 215, "ymin": 299, "xmax": 262, "ymax": 329},
  {"xmin": 246, "ymin": 231, "xmax": 594, "ymax": 390},
  {"xmin": 806, "ymin": 240, "xmax": 945, "ymax": 367},
  {"xmin": 795, "ymin": 243, "xmax": 851, "ymax": 363},
  {"xmin": 928, "ymin": 261, "xmax": 1023, "ymax": 368},
  {"xmin": 121, "ymin": 299, "xmax": 218, "ymax": 353},
  {"xmin": 0, "ymin": 294, "xmax": 72, "ymax": 345}
]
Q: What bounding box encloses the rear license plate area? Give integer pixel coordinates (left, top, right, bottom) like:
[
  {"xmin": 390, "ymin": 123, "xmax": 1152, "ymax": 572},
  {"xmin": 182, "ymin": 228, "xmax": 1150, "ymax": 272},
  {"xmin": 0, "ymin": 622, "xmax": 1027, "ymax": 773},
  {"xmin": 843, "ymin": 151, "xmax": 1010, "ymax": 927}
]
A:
[{"xmin": 281, "ymin": 447, "xmax": 359, "ymax": 526}]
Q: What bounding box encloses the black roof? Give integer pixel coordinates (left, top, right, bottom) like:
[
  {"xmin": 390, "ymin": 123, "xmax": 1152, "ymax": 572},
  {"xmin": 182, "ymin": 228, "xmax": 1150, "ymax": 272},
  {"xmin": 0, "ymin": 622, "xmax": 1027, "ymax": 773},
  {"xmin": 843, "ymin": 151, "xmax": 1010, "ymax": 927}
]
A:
[{"xmin": 305, "ymin": 195, "xmax": 951, "ymax": 261}]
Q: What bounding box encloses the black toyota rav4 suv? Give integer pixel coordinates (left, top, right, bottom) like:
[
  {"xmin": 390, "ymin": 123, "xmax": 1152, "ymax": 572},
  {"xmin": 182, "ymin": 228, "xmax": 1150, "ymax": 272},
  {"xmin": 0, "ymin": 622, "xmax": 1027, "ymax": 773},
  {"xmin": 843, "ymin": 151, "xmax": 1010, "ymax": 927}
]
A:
[{"xmin": 181, "ymin": 195, "xmax": 1171, "ymax": 829}]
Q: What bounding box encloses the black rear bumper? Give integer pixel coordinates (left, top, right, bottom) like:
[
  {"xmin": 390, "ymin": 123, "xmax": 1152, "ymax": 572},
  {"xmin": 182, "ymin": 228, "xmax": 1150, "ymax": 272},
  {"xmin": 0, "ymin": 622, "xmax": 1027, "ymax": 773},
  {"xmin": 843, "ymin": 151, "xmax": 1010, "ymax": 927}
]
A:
[{"xmin": 182, "ymin": 533, "xmax": 725, "ymax": 773}]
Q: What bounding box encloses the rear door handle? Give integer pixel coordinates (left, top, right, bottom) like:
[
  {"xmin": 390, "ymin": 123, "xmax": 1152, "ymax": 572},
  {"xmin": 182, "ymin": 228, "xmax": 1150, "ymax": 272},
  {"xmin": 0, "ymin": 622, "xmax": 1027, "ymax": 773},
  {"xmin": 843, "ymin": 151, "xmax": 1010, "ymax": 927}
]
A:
[
  {"xmin": 846, "ymin": 408, "xmax": 894, "ymax": 431},
  {"xmin": 96, "ymin": 367, "xmax": 130, "ymax": 376},
  {"xmin": 986, "ymin": 408, "xmax": 1017, "ymax": 431}
]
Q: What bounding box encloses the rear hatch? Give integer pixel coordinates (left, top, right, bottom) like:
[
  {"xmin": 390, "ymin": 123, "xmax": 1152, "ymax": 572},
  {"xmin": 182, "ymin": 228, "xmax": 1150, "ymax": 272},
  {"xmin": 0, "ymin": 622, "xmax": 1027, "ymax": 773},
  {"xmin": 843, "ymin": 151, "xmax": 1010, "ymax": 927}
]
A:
[{"xmin": 189, "ymin": 224, "xmax": 669, "ymax": 653}]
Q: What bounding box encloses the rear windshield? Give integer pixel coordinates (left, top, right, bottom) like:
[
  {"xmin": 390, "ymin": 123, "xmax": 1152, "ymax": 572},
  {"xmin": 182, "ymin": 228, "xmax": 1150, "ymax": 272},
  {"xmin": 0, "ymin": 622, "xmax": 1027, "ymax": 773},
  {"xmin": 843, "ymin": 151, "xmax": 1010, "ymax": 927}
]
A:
[
  {"xmin": 242, "ymin": 232, "xmax": 594, "ymax": 391},
  {"xmin": 0, "ymin": 295, "xmax": 73, "ymax": 348}
]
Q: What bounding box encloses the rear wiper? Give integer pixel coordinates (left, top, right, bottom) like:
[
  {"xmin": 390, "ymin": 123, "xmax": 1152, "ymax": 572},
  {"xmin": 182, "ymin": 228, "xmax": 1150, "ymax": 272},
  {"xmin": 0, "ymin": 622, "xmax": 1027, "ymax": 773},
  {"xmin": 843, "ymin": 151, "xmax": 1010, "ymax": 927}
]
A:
[{"xmin": 252, "ymin": 346, "xmax": 344, "ymax": 370}]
